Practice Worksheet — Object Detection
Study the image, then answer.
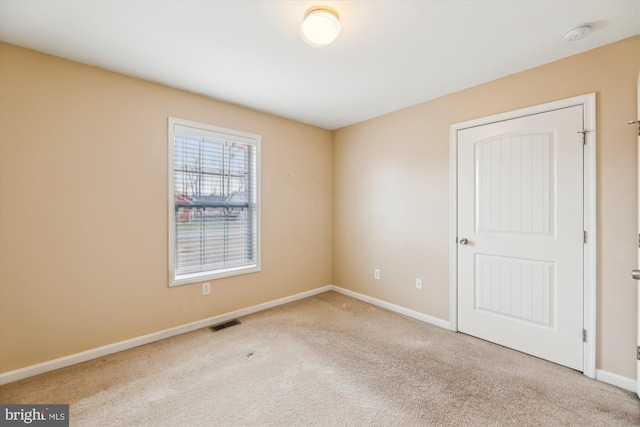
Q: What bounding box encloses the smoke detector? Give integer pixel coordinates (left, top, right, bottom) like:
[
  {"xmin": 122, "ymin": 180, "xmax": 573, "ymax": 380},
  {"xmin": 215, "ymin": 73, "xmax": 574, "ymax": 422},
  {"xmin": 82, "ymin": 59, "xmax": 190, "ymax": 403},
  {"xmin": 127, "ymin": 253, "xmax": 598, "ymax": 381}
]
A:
[{"xmin": 563, "ymin": 26, "xmax": 591, "ymax": 42}]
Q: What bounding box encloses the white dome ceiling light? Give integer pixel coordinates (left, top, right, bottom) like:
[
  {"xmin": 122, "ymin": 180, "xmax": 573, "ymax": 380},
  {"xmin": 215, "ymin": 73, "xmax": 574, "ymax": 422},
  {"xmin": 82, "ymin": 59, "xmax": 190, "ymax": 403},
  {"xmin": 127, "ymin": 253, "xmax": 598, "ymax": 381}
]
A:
[
  {"xmin": 300, "ymin": 6, "xmax": 341, "ymax": 48},
  {"xmin": 563, "ymin": 26, "xmax": 591, "ymax": 41}
]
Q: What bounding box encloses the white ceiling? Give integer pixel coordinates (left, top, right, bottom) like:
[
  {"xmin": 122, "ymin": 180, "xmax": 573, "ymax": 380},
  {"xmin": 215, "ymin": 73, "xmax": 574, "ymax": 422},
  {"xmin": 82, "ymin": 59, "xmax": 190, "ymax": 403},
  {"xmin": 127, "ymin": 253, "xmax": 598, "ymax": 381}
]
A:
[{"xmin": 1, "ymin": 1, "xmax": 638, "ymax": 130}]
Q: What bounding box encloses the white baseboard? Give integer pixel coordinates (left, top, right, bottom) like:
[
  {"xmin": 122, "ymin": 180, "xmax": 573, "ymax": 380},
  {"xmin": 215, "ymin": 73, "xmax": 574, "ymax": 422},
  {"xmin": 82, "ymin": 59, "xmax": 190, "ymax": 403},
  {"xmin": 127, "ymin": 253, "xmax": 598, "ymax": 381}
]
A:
[
  {"xmin": 0, "ymin": 285, "xmax": 332, "ymax": 386},
  {"xmin": 596, "ymin": 369, "xmax": 637, "ymax": 393},
  {"xmin": 329, "ymin": 285, "xmax": 451, "ymax": 330}
]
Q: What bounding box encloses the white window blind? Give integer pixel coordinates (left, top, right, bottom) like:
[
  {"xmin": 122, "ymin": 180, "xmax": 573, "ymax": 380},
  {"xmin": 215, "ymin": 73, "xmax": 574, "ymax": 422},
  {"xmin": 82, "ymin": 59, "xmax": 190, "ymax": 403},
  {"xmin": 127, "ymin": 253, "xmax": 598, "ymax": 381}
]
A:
[{"xmin": 168, "ymin": 118, "xmax": 260, "ymax": 286}]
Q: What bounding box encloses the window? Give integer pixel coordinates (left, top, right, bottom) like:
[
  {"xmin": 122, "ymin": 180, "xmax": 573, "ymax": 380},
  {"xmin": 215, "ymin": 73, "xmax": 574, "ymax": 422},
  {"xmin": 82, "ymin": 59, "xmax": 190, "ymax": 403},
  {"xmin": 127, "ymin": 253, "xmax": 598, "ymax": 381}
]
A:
[{"xmin": 168, "ymin": 117, "xmax": 260, "ymax": 286}]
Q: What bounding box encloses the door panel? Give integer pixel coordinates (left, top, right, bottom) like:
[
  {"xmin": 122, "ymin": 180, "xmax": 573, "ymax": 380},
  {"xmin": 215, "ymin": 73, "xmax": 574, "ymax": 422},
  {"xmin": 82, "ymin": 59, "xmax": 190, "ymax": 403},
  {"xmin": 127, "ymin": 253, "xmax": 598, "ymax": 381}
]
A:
[
  {"xmin": 458, "ymin": 105, "xmax": 584, "ymax": 371},
  {"xmin": 475, "ymin": 255, "xmax": 554, "ymax": 327},
  {"xmin": 476, "ymin": 133, "xmax": 553, "ymax": 235}
]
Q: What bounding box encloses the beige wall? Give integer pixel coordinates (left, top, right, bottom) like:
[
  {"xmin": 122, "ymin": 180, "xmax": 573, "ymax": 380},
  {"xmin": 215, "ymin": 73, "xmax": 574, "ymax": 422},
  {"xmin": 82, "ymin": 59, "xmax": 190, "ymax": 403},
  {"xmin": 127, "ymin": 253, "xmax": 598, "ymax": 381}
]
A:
[
  {"xmin": 0, "ymin": 43, "xmax": 333, "ymax": 372},
  {"xmin": 333, "ymin": 36, "xmax": 640, "ymax": 379}
]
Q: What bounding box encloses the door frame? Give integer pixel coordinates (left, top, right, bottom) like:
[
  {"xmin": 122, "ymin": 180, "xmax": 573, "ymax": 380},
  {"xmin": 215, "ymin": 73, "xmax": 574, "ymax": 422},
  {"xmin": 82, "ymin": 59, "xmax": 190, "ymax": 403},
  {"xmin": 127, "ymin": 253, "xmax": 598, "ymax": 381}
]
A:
[
  {"xmin": 629, "ymin": 71, "xmax": 640, "ymax": 397},
  {"xmin": 449, "ymin": 93, "xmax": 596, "ymax": 378}
]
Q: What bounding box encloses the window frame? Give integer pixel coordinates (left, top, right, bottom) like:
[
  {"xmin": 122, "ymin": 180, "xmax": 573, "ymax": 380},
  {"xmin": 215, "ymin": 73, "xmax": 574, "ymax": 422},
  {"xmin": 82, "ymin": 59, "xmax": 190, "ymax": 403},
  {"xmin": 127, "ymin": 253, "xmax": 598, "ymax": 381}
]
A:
[{"xmin": 168, "ymin": 117, "xmax": 261, "ymax": 287}]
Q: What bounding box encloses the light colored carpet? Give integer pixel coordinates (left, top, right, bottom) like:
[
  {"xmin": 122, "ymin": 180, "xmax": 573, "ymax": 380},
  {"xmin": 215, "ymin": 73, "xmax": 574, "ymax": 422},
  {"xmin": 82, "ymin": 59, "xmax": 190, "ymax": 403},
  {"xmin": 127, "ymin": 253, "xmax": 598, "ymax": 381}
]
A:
[{"xmin": 1, "ymin": 291, "xmax": 638, "ymax": 426}]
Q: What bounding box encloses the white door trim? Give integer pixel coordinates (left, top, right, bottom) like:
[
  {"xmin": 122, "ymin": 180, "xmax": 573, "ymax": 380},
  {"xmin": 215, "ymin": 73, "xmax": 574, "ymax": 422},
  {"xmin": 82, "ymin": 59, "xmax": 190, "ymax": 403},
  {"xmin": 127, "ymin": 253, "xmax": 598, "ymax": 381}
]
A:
[
  {"xmin": 449, "ymin": 93, "xmax": 596, "ymax": 378},
  {"xmin": 630, "ymin": 72, "xmax": 640, "ymax": 397}
]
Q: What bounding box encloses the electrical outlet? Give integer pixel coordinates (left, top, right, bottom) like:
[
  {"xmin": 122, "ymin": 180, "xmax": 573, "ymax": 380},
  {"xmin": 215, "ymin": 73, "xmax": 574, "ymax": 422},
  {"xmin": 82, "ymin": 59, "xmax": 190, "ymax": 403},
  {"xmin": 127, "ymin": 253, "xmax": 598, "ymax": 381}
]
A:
[
  {"xmin": 416, "ymin": 278, "xmax": 423, "ymax": 290},
  {"xmin": 374, "ymin": 269, "xmax": 381, "ymax": 280},
  {"xmin": 202, "ymin": 282, "xmax": 211, "ymax": 295}
]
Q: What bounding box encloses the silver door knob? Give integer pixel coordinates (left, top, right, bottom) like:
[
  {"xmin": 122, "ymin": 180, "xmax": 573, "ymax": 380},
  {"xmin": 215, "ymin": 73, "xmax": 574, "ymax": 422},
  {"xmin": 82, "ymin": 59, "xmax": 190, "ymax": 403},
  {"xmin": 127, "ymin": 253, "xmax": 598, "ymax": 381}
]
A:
[
  {"xmin": 459, "ymin": 238, "xmax": 469, "ymax": 245},
  {"xmin": 632, "ymin": 270, "xmax": 640, "ymax": 280}
]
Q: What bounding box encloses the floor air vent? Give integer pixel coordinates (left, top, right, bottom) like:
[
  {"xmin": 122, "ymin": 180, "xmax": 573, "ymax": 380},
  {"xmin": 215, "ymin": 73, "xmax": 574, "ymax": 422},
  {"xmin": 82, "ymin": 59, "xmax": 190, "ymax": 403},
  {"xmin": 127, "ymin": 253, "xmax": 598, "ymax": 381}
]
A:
[{"xmin": 210, "ymin": 319, "xmax": 241, "ymax": 332}]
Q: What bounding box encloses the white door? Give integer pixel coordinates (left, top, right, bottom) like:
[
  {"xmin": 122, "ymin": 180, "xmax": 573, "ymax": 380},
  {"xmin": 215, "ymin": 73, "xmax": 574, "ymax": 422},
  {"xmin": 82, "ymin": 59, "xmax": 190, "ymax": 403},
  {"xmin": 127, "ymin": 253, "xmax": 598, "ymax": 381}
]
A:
[
  {"xmin": 634, "ymin": 75, "xmax": 640, "ymax": 398},
  {"xmin": 457, "ymin": 105, "xmax": 584, "ymax": 371}
]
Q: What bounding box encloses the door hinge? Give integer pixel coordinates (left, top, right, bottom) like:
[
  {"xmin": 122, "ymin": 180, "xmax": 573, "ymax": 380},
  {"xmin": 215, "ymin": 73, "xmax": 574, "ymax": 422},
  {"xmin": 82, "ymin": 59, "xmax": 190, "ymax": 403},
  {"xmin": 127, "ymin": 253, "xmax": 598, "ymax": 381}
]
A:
[
  {"xmin": 578, "ymin": 130, "xmax": 588, "ymax": 145},
  {"xmin": 637, "ymin": 346, "xmax": 640, "ymax": 361},
  {"xmin": 583, "ymin": 230, "xmax": 587, "ymax": 244},
  {"xmin": 582, "ymin": 329, "xmax": 587, "ymax": 342}
]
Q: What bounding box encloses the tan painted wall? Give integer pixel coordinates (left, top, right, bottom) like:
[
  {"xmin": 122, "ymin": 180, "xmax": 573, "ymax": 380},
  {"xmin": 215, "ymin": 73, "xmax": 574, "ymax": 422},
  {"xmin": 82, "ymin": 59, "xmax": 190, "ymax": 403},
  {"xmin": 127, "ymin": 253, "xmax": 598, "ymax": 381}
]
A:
[
  {"xmin": 333, "ymin": 36, "xmax": 640, "ymax": 379},
  {"xmin": 0, "ymin": 43, "xmax": 333, "ymax": 372}
]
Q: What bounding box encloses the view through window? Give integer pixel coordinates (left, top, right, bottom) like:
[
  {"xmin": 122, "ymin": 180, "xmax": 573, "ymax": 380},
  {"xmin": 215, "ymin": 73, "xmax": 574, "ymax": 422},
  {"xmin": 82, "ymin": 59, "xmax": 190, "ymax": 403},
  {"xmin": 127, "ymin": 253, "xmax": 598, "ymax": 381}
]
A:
[{"xmin": 168, "ymin": 118, "xmax": 260, "ymax": 286}]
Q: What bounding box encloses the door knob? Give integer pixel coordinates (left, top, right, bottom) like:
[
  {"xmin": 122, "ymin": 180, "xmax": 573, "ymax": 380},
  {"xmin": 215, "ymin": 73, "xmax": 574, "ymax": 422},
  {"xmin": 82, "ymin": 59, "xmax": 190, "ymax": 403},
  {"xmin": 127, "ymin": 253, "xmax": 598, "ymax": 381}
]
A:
[
  {"xmin": 459, "ymin": 238, "xmax": 469, "ymax": 245},
  {"xmin": 632, "ymin": 270, "xmax": 640, "ymax": 280}
]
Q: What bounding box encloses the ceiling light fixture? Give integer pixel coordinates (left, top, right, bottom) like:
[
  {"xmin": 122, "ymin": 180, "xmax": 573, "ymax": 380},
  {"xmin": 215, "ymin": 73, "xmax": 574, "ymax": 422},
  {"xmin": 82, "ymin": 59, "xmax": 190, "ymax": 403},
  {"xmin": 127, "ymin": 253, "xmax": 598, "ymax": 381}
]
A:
[
  {"xmin": 563, "ymin": 26, "xmax": 591, "ymax": 42},
  {"xmin": 300, "ymin": 6, "xmax": 341, "ymax": 48}
]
